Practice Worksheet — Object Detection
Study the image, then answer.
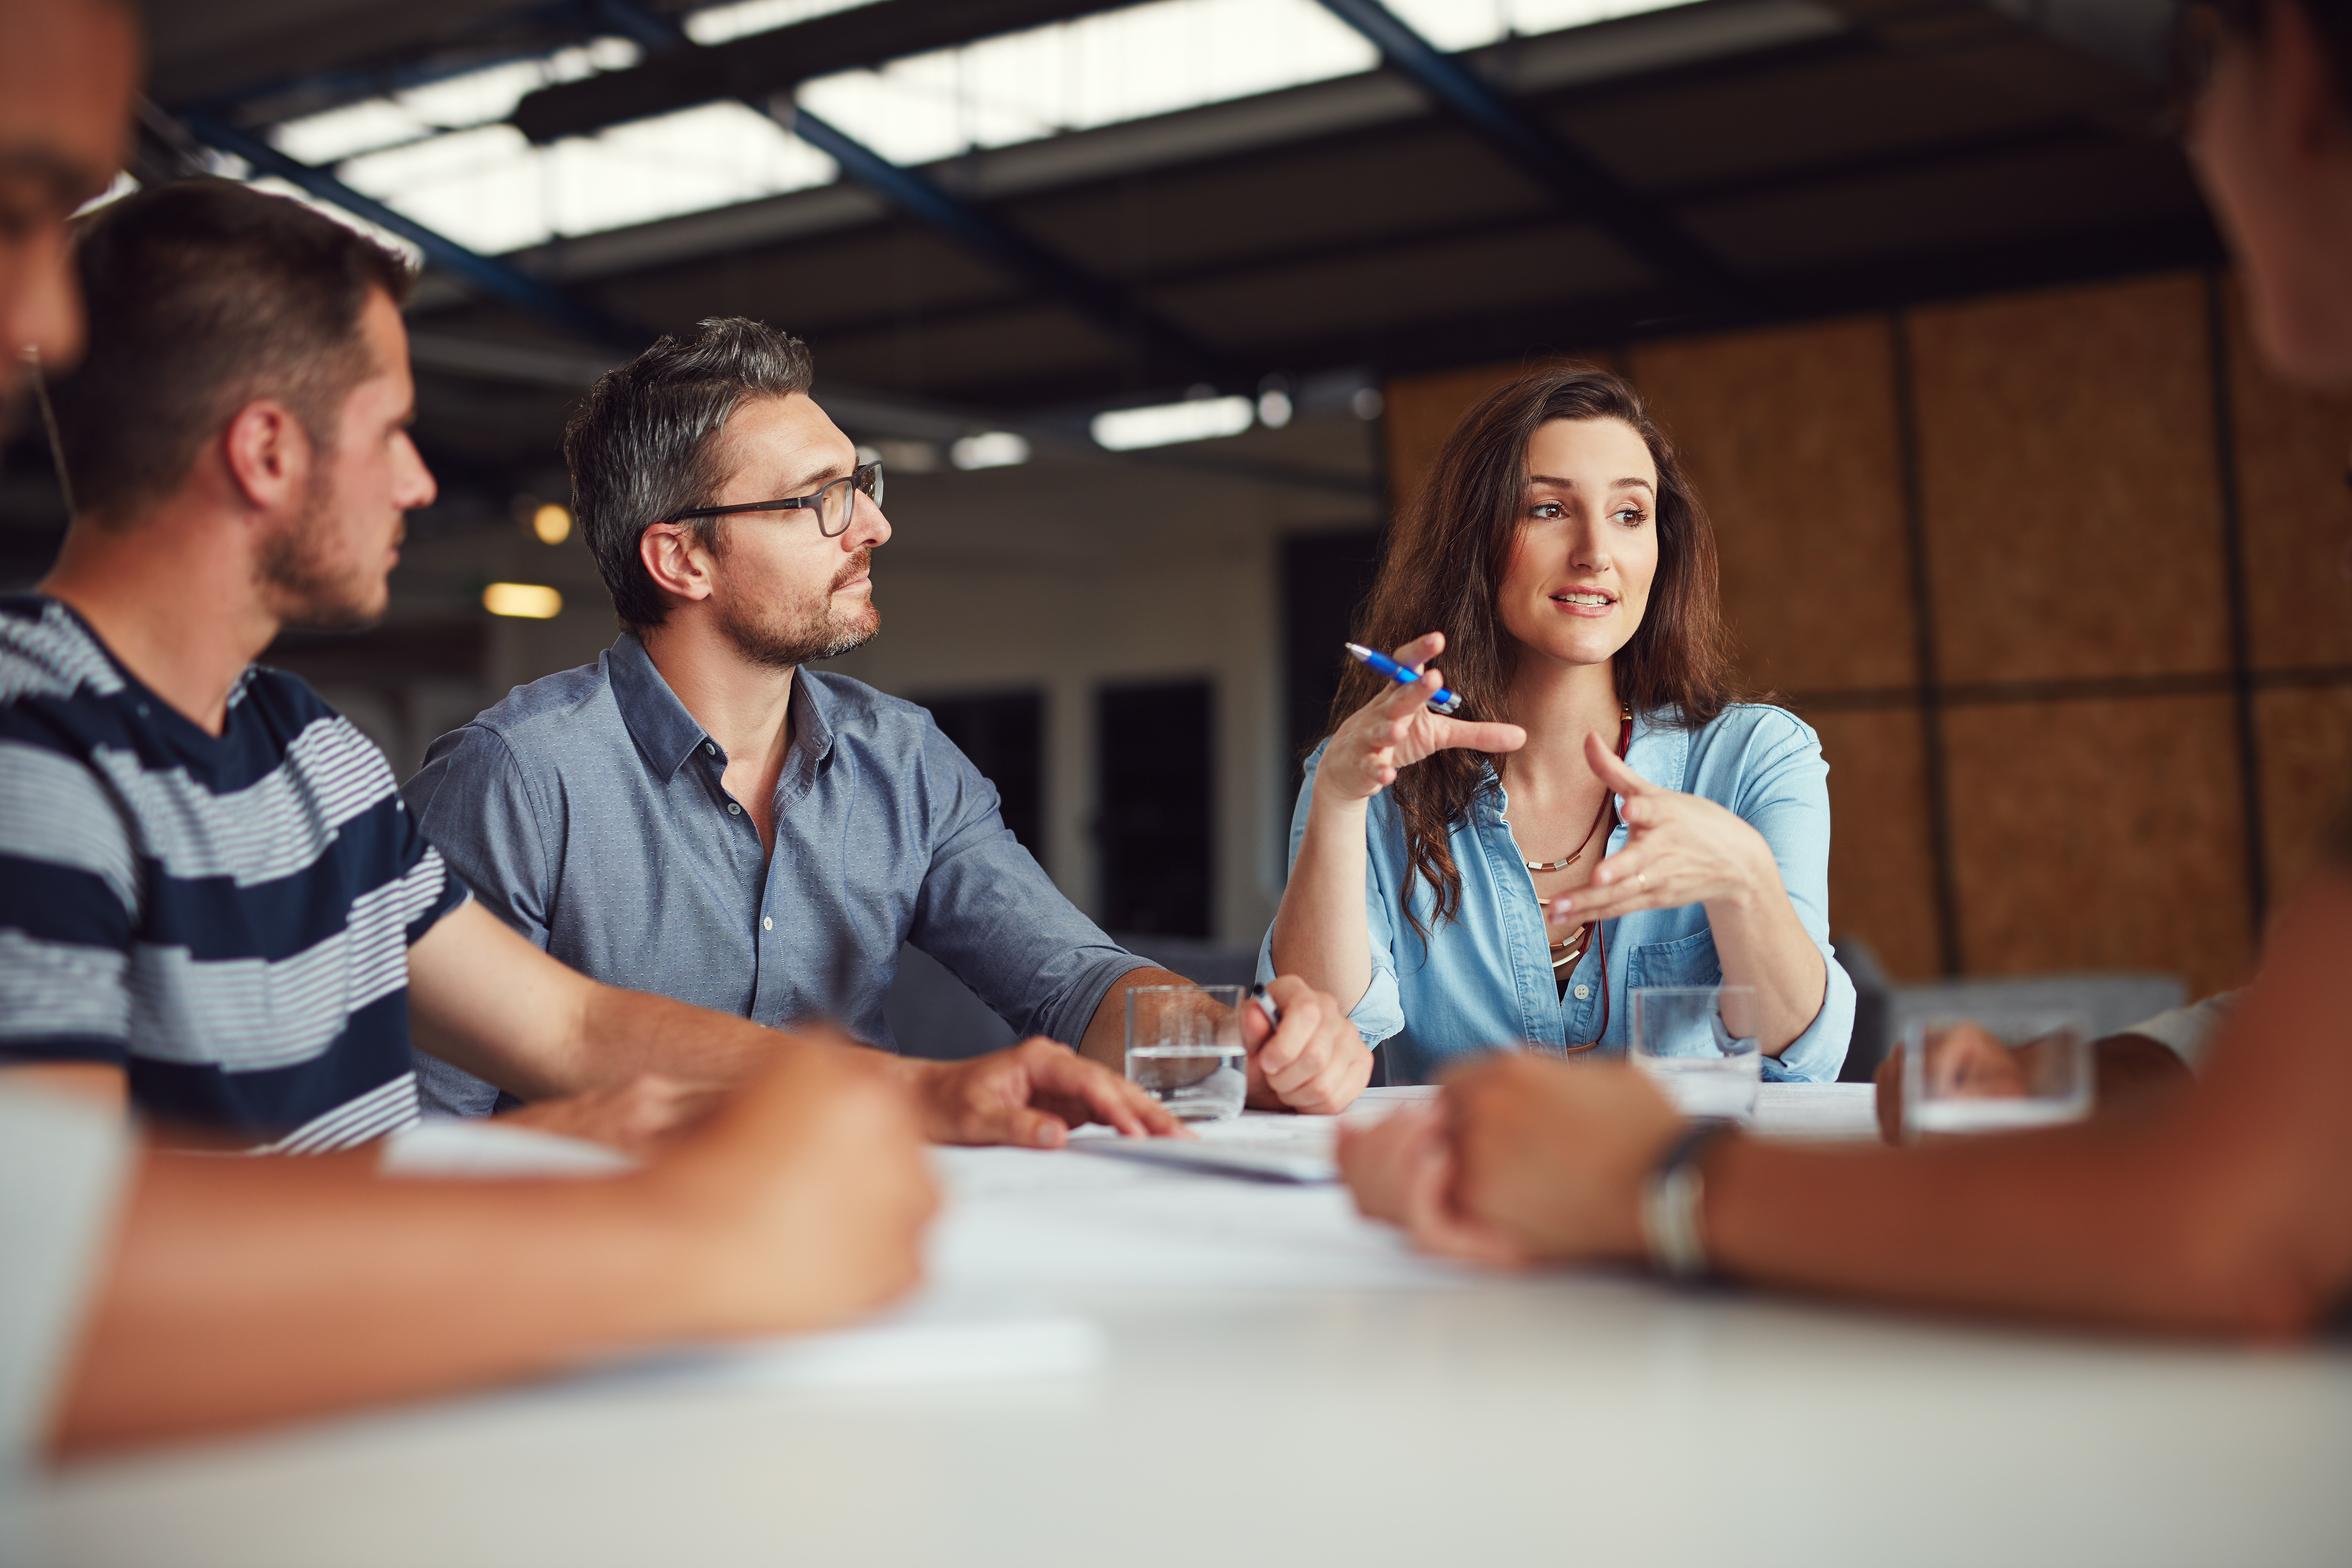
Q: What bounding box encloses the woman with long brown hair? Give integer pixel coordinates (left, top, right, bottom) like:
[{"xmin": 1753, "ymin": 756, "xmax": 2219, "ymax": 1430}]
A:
[{"xmin": 1263, "ymin": 366, "xmax": 1852, "ymax": 1083}]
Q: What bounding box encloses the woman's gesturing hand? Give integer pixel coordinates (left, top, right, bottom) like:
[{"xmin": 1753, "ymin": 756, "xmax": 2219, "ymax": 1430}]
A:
[
  {"xmin": 1314, "ymin": 632, "xmax": 1526, "ymax": 806},
  {"xmin": 1548, "ymin": 731, "xmax": 1782, "ymax": 924}
]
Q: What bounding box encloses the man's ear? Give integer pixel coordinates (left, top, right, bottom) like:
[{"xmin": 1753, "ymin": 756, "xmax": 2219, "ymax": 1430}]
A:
[
  {"xmin": 220, "ymin": 398, "xmax": 312, "ymax": 514},
  {"xmin": 641, "ymin": 522, "xmax": 718, "ymax": 605}
]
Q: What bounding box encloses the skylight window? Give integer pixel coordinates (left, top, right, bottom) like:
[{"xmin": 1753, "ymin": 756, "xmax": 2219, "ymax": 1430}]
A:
[
  {"xmin": 794, "ymin": 0, "xmax": 1379, "ymax": 166},
  {"xmin": 684, "ymin": 0, "xmax": 887, "ymax": 47},
  {"xmin": 252, "ymin": 0, "xmax": 1699, "ymax": 257},
  {"xmin": 273, "ymin": 39, "xmax": 642, "ymax": 166},
  {"xmin": 793, "ymin": 0, "xmax": 1698, "ymax": 167},
  {"xmin": 332, "ymin": 103, "xmax": 834, "ymax": 256}
]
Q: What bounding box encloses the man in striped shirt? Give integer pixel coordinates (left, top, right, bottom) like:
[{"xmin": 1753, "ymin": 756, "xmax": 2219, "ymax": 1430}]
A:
[
  {"xmin": 2, "ymin": 177, "xmax": 1171, "ymax": 1153},
  {"xmin": 2, "ymin": 7, "xmax": 932, "ymax": 1468},
  {"xmin": 0, "ymin": 180, "xmax": 473, "ymax": 1151}
]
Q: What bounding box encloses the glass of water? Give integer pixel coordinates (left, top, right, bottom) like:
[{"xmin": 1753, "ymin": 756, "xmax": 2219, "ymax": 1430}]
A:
[
  {"xmin": 1630, "ymin": 985, "xmax": 1761, "ymax": 1121},
  {"xmin": 1125, "ymin": 984, "xmax": 1249, "ymax": 1123},
  {"xmin": 1900, "ymin": 1011, "xmax": 2092, "ymax": 1142}
]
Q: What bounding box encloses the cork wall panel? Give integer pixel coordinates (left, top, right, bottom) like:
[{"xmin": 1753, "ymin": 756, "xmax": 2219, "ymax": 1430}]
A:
[
  {"xmin": 1942, "ymin": 695, "xmax": 2251, "ymax": 997},
  {"xmin": 1910, "ymin": 273, "xmax": 2227, "ymax": 684},
  {"xmin": 1803, "ymin": 705, "xmax": 1941, "ymax": 980},
  {"xmin": 1630, "ymin": 318, "xmax": 1913, "ymax": 696},
  {"xmin": 2227, "ymin": 295, "xmax": 2352, "ymax": 670},
  {"xmin": 1380, "ymin": 353, "xmax": 1612, "ymax": 517},
  {"xmin": 2256, "ymin": 686, "xmax": 2352, "ymax": 900}
]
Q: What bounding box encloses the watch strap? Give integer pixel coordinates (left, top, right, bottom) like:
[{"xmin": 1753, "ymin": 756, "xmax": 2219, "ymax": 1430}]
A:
[{"xmin": 1641, "ymin": 1119, "xmax": 1735, "ymax": 1282}]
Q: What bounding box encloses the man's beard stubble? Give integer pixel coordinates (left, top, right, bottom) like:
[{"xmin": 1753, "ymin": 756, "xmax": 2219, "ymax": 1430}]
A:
[
  {"xmin": 256, "ymin": 468, "xmax": 396, "ymax": 632},
  {"xmin": 717, "ymin": 547, "xmax": 880, "ymax": 670}
]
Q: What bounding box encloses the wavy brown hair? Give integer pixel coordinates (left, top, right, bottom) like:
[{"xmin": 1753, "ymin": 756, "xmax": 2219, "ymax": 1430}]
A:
[{"xmin": 1330, "ymin": 364, "xmax": 1739, "ymax": 940}]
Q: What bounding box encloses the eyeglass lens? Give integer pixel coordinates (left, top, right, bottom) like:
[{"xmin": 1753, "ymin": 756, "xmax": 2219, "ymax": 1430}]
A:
[{"xmin": 820, "ymin": 462, "xmax": 883, "ymax": 536}]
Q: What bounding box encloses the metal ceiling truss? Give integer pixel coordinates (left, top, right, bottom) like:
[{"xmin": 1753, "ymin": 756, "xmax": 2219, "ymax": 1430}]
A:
[
  {"xmin": 511, "ymin": 0, "xmax": 1127, "ymax": 143},
  {"xmin": 582, "ymin": 0, "xmax": 1235, "ymax": 386},
  {"xmin": 175, "ymin": 107, "xmax": 645, "ymax": 353},
  {"xmin": 780, "ymin": 107, "xmax": 1230, "ymax": 384},
  {"xmin": 517, "ymin": 0, "xmax": 1758, "ymax": 328},
  {"xmin": 1310, "ymin": 0, "xmax": 1755, "ymax": 322}
]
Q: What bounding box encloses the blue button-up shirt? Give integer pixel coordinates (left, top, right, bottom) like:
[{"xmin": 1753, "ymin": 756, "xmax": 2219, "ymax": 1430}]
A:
[
  {"xmin": 403, "ymin": 632, "xmax": 1150, "ymax": 1115},
  {"xmin": 1259, "ymin": 704, "xmax": 1853, "ymax": 1084}
]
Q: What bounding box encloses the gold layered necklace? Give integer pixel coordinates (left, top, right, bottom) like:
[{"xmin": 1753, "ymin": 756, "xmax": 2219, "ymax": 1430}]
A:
[{"xmin": 1525, "ymin": 705, "xmax": 1634, "ymax": 973}]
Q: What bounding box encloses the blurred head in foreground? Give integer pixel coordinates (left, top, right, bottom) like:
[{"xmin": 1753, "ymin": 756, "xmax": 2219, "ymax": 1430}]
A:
[
  {"xmin": 2185, "ymin": 0, "xmax": 2352, "ymax": 386},
  {"xmin": 47, "ymin": 180, "xmax": 436, "ymax": 627},
  {"xmin": 0, "ymin": 0, "xmax": 137, "ymax": 424}
]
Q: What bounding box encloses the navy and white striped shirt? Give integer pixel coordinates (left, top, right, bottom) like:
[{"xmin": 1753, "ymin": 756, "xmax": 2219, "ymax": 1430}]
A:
[{"xmin": 0, "ymin": 596, "xmax": 468, "ymax": 1151}]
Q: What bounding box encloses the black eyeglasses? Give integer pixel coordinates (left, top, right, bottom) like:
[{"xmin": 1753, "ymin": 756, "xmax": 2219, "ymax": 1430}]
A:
[{"xmin": 665, "ymin": 460, "xmax": 884, "ymax": 538}]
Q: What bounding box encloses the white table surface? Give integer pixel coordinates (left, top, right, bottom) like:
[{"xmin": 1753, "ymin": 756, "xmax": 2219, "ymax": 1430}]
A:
[{"xmin": 23, "ymin": 1086, "xmax": 2352, "ymax": 1567}]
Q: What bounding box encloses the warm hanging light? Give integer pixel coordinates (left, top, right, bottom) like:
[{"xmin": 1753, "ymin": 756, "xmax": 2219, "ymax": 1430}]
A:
[{"xmin": 483, "ymin": 582, "xmax": 563, "ymax": 619}]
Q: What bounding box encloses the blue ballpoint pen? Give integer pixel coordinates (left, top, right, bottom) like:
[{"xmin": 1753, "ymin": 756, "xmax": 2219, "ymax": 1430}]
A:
[{"xmin": 1343, "ymin": 642, "xmax": 1463, "ymax": 715}]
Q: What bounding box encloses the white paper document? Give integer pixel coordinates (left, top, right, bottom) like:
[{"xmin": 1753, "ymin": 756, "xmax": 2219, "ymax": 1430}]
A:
[
  {"xmin": 1065, "ymin": 1110, "xmax": 1342, "ymax": 1183},
  {"xmin": 929, "ymin": 1111, "xmax": 1469, "ymax": 1296}
]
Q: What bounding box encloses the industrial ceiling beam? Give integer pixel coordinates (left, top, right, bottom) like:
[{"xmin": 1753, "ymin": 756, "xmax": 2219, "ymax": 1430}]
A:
[
  {"xmin": 574, "ymin": 0, "xmax": 1231, "ymax": 385},
  {"xmin": 513, "ymin": 0, "xmax": 1127, "ymax": 144},
  {"xmin": 1312, "ymin": 0, "xmax": 1754, "ymax": 320},
  {"xmin": 779, "ymin": 105, "xmax": 1229, "ymax": 385},
  {"xmin": 177, "ymin": 108, "xmax": 646, "ymax": 354}
]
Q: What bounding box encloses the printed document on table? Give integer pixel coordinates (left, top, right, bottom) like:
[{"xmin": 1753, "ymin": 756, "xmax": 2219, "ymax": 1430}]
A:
[{"xmin": 929, "ymin": 1124, "xmax": 1472, "ymax": 1296}]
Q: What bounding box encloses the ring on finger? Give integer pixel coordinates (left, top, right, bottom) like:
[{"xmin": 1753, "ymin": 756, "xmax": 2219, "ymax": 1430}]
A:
[{"xmin": 1637, "ymin": 872, "xmax": 1649, "ymax": 892}]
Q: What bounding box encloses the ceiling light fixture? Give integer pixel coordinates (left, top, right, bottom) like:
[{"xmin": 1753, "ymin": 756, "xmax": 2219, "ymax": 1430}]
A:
[
  {"xmin": 950, "ymin": 431, "xmax": 1031, "ymax": 470},
  {"xmin": 1091, "ymin": 394, "xmax": 1254, "ymax": 451}
]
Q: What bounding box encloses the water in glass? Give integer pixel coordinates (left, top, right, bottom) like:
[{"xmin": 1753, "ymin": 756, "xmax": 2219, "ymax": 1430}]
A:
[{"xmin": 1125, "ymin": 984, "xmax": 1248, "ymax": 1122}]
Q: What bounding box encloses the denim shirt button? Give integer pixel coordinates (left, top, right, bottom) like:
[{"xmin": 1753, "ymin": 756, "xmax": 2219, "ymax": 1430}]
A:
[
  {"xmin": 726, "ymin": 801, "xmax": 742, "ymax": 815},
  {"xmin": 1573, "ymin": 983, "xmax": 1590, "ymax": 1000}
]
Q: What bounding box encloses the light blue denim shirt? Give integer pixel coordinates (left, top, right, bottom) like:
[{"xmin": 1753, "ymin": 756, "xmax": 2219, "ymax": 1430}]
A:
[{"xmin": 1260, "ymin": 704, "xmax": 1853, "ymax": 1084}]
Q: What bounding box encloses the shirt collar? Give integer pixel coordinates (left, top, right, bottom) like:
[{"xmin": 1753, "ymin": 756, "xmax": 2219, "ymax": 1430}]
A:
[
  {"xmin": 1625, "ymin": 707, "xmax": 1690, "ymax": 793},
  {"xmin": 786, "ymin": 665, "xmax": 837, "ymax": 796},
  {"xmin": 606, "ymin": 631, "xmax": 716, "ymax": 778},
  {"xmin": 605, "ymin": 631, "xmax": 840, "ymax": 785},
  {"xmin": 1475, "ymin": 704, "xmax": 1691, "ymax": 820}
]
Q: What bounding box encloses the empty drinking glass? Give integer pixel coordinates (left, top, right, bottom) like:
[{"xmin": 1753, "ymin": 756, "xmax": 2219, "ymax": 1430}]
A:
[
  {"xmin": 1125, "ymin": 984, "xmax": 1249, "ymax": 1122},
  {"xmin": 1630, "ymin": 984, "xmax": 1760, "ymax": 1121},
  {"xmin": 1899, "ymin": 1010, "xmax": 2092, "ymax": 1141}
]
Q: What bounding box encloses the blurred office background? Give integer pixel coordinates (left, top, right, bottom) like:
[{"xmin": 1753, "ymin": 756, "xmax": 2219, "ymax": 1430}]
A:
[{"xmin": 8, "ymin": 0, "xmax": 2351, "ymax": 1050}]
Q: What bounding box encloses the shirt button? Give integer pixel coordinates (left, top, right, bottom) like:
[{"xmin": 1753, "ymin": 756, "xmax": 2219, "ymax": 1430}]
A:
[
  {"xmin": 705, "ymin": 742, "xmax": 717, "ymax": 755},
  {"xmin": 762, "ymin": 916, "xmax": 773, "ymax": 931},
  {"xmin": 1573, "ymin": 984, "xmax": 1590, "ymax": 1000},
  {"xmin": 727, "ymin": 801, "xmax": 742, "ymax": 815}
]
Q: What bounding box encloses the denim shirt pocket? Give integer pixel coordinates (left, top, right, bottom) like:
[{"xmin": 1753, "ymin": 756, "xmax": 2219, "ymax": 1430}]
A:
[{"xmin": 1627, "ymin": 926, "xmax": 1723, "ymax": 990}]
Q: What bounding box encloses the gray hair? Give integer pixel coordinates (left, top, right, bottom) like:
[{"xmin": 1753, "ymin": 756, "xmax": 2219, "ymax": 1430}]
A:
[{"xmin": 564, "ymin": 316, "xmax": 816, "ymax": 630}]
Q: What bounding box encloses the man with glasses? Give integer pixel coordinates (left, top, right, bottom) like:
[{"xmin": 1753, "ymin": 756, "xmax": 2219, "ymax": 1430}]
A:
[{"xmin": 406, "ymin": 317, "xmax": 1374, "ymax": 1131}]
